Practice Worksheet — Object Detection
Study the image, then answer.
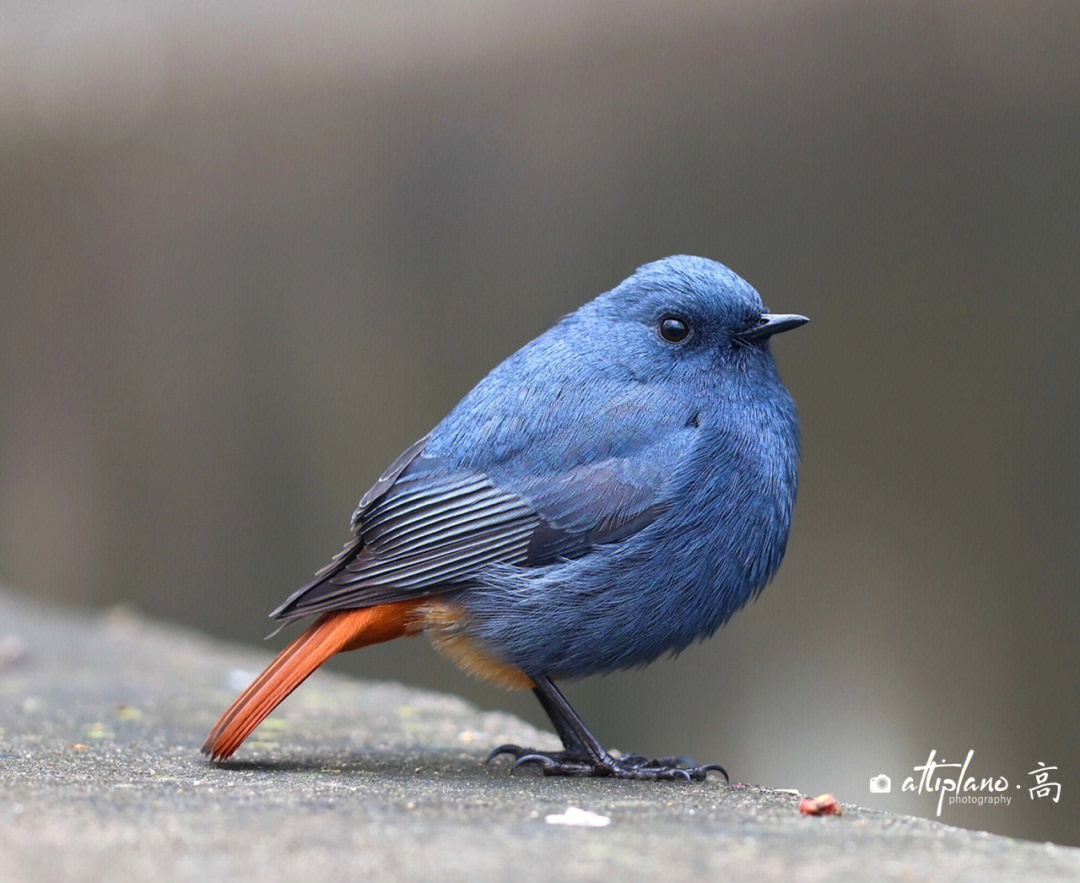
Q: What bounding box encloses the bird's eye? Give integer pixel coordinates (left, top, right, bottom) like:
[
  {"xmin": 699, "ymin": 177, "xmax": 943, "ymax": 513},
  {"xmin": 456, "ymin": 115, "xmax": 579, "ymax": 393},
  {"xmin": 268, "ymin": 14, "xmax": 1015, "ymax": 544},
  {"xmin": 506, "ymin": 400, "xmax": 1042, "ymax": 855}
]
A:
[{"xmin": 658, "ymin": 316, "xmax": 690, "ymax": 343}]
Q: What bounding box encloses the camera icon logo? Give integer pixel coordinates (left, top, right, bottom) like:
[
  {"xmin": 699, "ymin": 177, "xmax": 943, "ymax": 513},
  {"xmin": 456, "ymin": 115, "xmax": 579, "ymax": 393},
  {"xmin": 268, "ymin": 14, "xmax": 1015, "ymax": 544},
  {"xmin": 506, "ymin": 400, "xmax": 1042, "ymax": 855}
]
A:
[{"xmin": 869, "ymin": 774, "xmax": 892, "ymax": 794}]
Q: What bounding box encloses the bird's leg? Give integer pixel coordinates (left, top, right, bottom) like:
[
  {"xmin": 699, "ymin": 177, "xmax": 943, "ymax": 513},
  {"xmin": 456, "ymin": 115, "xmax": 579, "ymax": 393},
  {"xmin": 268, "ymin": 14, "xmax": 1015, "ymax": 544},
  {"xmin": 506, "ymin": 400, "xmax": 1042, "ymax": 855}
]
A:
[
  {"xmin": 487, "ymin": 676, "xmax": 728, "ymax": 782},
  {"xmin": 485, "ymin": 679, "xmax": 593, "ymax": 764}
]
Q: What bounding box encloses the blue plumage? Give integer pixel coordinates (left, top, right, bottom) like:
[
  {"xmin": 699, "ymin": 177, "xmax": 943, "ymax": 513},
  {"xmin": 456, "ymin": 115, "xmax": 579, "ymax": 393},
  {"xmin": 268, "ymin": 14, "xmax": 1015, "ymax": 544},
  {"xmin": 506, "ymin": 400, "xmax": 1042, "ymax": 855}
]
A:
[{"xmin": 275, "ymin": 255, "xmax": 802, "ymax": 681}]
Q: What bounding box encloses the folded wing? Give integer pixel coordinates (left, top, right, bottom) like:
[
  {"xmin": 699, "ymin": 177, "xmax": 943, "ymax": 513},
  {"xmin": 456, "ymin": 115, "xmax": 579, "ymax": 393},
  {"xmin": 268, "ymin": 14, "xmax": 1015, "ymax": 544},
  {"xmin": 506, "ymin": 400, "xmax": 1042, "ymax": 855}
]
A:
[{"xmin": 271, "ymin": 435, "xmax": 674, "ymax": 623}]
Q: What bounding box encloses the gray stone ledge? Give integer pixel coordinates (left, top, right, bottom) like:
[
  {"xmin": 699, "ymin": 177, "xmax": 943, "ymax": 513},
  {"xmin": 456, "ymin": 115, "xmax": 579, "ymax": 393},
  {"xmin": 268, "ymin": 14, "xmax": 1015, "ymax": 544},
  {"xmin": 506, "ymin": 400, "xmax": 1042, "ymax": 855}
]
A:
[{"xmin": 1, "ymin": 588, "xmax": 1077, "ymax": 883}]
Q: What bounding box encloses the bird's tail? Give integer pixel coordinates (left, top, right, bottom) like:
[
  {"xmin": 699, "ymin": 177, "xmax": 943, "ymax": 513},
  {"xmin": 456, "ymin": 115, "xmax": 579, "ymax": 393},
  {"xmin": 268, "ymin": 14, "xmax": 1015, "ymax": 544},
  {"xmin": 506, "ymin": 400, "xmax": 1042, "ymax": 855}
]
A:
[{"xmin": 202, "ymin": 599, "xmax": 422, "ymax": 760}]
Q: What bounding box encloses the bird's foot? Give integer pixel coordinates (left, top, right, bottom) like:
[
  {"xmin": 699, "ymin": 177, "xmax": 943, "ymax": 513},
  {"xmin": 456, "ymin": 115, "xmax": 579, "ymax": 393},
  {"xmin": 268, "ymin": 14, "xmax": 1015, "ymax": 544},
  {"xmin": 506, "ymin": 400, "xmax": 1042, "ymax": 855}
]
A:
[
  {"xmin": 487, "ymin": 744, "xmax": 727, "ymax": 782},
  {"xmin": 486, "ymin": 743, "xmax": 590, "ymax": 767}
]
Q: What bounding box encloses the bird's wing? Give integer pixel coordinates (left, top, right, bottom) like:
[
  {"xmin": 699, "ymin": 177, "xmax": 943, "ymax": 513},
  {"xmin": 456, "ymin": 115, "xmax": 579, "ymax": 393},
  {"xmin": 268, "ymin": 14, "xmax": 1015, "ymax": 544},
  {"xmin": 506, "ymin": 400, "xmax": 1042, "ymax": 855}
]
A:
[{"xmin": 270, "ymin": 435, "xmax": 675, "ymax": 623}]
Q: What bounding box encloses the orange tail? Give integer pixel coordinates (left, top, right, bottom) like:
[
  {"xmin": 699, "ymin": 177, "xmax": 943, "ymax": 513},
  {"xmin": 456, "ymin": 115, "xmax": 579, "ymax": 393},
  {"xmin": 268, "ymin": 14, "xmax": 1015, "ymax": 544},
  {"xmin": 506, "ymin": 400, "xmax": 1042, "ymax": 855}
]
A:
[{"xmin": 202, "ymin": 599, "xmax": 422, "ymax": 760}]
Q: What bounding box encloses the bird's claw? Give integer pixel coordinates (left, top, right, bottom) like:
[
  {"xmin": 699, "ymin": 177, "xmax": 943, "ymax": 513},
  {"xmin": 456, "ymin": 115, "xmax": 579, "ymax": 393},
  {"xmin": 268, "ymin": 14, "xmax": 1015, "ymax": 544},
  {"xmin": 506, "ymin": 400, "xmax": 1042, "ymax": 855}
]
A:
[
  {"xmin": 618, "ymin": 754, "xmax": 697, "ymax": 769},
  {"xmin": 612, "ymin": 753, "xmax": 728, "ymax": 782},
  {"xmin": 700, "ymin": 763, "xmax": 730, "ymax": 783},
  {"xmin": 487, "ymin": 743, "xmax": 591, "ymax": 769},
  {"xmin": 511, "ymin": 753, "xmax": 557, "ymax": 770},
  {"xmin": 486, "ymin": 745, "xmax": 728, "ymax": 782},
  {"xmin": 486, "ymin": 743, "xmax": 527, "ymax": 764}
]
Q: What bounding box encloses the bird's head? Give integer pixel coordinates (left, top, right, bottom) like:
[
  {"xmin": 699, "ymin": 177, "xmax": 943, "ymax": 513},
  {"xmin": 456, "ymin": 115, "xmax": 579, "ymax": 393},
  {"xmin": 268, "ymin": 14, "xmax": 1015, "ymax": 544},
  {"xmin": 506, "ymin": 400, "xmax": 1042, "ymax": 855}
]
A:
[{"xmin": 579, "ymin": 255, "xmax": 807, "ymax": 383}]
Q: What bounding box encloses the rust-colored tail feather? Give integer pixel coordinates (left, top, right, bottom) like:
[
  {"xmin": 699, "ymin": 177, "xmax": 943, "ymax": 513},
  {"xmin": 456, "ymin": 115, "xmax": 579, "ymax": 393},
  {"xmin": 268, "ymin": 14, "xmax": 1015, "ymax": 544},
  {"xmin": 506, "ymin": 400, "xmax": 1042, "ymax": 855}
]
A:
[{"xmin": 202, "ymin": 600, "xmax": 422, "ymax": 760}]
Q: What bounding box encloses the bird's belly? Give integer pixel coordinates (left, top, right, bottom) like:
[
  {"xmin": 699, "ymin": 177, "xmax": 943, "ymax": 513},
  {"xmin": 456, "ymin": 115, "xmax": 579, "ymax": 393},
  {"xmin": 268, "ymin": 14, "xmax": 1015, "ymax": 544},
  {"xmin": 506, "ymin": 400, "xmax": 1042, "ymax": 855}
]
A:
[
  {"xmin": 442, "ymin": 539, "xmax": 760, "ymax": 680},
  {"xmin": 447, "ymin": 458, "xmax": 795, "ymax": 680},
  {"xmin": 416, "ymin": 600, "xmax": 534, "ymax": 689}
]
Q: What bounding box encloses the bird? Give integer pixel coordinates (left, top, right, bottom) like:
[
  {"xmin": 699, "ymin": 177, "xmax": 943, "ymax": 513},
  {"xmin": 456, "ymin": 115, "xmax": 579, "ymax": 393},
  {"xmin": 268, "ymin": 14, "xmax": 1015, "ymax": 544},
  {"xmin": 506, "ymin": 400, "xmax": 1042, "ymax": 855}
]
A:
[{"xmin": 203, "ymin": 255, "xmax": 807, "ymax": 780}]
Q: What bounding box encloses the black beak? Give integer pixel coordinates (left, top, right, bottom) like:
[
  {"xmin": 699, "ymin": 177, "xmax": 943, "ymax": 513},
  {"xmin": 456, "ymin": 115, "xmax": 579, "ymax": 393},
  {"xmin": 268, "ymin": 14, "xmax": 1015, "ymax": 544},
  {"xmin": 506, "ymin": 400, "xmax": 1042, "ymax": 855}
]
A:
[{"xmin": 737, "ymin": 313, "xmax": 810, "ymax": 342}]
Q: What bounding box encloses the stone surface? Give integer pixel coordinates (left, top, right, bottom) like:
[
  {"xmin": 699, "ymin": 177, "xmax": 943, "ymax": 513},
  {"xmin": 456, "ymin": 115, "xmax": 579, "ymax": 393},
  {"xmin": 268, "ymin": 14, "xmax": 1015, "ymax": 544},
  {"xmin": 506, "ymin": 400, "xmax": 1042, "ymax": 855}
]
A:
[{"xmin": 1, "ymin": 588, "xmax": 1077, "ymax": 883}]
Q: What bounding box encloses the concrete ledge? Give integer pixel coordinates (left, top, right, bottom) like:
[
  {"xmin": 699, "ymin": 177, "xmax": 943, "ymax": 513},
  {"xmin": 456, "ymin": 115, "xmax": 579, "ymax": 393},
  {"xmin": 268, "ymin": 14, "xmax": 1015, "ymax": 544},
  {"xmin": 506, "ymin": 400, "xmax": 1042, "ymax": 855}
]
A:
[{"xmin": 1, "ymin": 588, "xmax": 1077, "ymax": 882}]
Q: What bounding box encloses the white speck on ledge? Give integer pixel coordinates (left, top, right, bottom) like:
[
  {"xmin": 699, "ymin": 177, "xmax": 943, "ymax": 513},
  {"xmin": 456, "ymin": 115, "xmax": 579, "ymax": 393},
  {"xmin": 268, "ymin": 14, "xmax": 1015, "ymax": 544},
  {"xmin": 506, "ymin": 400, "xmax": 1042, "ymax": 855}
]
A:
[{"xmin": 544, "ymin": 807, "xmax": 611, "ymax": 828}]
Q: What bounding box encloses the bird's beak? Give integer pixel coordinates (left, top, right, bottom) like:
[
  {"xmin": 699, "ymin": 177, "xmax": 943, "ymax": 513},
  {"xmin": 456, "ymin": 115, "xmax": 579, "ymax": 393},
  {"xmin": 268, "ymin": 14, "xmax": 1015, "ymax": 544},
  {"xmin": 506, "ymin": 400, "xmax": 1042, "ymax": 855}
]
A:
[{"xmin": 737, "ymin": 313, "xmax": 810, "ymax": 342}]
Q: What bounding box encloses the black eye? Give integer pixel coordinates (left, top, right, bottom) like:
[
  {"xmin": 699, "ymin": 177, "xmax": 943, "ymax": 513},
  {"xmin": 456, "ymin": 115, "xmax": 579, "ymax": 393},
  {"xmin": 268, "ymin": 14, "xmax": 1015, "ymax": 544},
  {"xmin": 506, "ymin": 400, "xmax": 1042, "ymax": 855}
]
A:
[{"xmin": 659, "ymin": 316, "xmax": 690, "ymax": 343}]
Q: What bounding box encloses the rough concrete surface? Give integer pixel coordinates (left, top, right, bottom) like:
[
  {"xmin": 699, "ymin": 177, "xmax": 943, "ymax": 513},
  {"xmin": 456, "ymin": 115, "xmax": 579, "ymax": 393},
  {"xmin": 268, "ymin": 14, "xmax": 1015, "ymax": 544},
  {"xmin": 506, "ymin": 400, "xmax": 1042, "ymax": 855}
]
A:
[{"xmin": 1, "ymin": 588, "xmax": 1077, "ymax": 883}]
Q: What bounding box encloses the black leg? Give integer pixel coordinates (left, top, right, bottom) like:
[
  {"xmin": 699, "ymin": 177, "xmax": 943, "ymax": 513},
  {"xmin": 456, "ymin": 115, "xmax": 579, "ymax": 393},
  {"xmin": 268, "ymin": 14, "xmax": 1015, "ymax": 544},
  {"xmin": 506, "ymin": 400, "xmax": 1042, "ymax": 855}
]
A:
[
  {"xmin": 485, "ymin": 681, "xmax": 591, "ymax": 764},
  {"xmin": 486, "ymin": 676, "xmax": 728, "ymax": 783},
  {"xmin": 531, "ymin": 681, "xmax": 592, "ymax": 755}
]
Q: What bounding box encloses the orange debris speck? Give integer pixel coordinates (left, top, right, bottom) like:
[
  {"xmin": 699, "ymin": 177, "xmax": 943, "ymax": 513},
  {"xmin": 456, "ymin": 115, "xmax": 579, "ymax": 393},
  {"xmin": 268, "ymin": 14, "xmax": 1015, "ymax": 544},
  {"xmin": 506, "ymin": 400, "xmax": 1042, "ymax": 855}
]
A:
[{"xmin": 799, "ymin": 793, "xmax": 842, "ymax": 816}]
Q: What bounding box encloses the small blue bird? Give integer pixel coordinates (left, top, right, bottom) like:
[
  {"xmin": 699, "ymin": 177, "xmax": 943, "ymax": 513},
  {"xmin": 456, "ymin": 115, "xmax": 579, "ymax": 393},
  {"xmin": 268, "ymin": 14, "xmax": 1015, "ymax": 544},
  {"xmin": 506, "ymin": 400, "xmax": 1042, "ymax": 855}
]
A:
[{"xmin": 204, "ymin": 255, "xmax": 807, "ymax": 780}]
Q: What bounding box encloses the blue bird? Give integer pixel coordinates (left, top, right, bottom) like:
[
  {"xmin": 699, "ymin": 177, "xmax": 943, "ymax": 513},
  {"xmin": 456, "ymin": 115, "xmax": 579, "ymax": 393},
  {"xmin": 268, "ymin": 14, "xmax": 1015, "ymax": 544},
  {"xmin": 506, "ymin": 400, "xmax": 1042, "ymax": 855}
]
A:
[{"xmin": 204, "ymin": 255, "xmax": 807, "ymax": 780}]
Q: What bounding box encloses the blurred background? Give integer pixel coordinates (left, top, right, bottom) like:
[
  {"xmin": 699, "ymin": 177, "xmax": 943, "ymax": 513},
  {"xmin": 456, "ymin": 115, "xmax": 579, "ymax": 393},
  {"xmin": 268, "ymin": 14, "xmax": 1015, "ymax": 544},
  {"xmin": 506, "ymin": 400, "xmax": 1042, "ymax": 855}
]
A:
[{"xmin": 2, "ymin": 0, "xmax": 1077, "ymax": 845}]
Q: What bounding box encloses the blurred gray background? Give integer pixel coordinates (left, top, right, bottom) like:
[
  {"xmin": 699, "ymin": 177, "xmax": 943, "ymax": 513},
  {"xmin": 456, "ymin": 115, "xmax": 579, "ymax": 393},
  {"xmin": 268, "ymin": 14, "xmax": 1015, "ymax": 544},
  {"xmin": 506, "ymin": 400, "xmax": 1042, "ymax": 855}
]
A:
[{"xmin": 2, "ymin": 0, "xmax": 1077, "ymax": 846}]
